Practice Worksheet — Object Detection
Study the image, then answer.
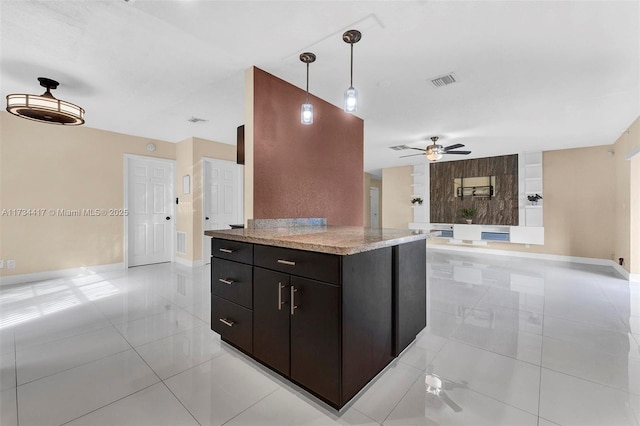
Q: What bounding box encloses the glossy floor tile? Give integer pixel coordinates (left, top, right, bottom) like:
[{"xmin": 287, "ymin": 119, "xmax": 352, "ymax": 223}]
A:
[
  {"xmin": 65, "ymin": 382, "xmax": 199, "ymax": 426},
  {"xmin": 0, "ymin": 250, "xmax": 638, "ymax": 425},
  {"xmin": 164, "ymin": 352, "xmax": 281, "ymax": 426}
]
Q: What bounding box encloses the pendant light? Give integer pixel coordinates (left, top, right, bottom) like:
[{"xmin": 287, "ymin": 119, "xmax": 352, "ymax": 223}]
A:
[
  {"xmin": 342, "ymin": 29, "xmax": 361, "ymax": 114},
  {"xmin": 6, "ymin": 77, "xmax": 85, "ymax": 125},
  {"xmin": 299, "ymin": 52, "xmax": 316, "ymax": 125}
]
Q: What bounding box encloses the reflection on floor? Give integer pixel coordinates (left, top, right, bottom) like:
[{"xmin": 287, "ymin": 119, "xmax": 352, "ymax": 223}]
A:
[{"xmin": 1, "ymin": 248, "xmax": 639, "ymax": 425}]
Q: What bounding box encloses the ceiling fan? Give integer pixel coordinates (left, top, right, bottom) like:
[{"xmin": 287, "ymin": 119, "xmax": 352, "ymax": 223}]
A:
[{"xmin": 401, "ymin": 136, "xmax": 471, "ymax": 161}]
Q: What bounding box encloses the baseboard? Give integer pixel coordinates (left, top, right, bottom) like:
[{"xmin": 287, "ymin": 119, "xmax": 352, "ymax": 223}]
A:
[
  {"xmin": 174, "ymin": 257, "xmax": 205, "ymax": 268},
  {"xmin": 0, "ymin": 263, "xmax": 125, "ymax": 287},
  {"xmin": 427, "ymin": 243, "xmax": 636, "ymax": 282}
]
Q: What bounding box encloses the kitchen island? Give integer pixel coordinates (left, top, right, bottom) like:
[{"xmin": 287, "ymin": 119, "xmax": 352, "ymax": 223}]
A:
[{"xmin": 205, "ymin": 225, "xmax": 427, "ymax": 409}]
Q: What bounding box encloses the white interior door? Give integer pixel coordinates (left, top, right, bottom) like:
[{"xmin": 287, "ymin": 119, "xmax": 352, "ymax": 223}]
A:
[
  {"xmin": 127, "ymin": 156, "xmax": 174, "ymax": 267},
  {"xmin": 370, "ymin": 187, "xmax": 380, "ymax": 228},
  {"xmin": 203, "ymin": 158, "xmax": 243, "ymax": 264}
]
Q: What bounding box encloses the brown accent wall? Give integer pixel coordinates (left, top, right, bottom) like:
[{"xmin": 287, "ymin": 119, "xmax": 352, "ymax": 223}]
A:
[
  {"xmin": 251, "ymin": 67, "xmax": 364, "ymax": 226},
  {"xmin": 430, "ymin": 155, "xmax": 518, "ymax": 225}
]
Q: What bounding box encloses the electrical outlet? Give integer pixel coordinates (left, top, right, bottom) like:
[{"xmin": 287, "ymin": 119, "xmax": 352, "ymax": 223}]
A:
[
  {"xmin": 7, "ymin": 260, "xmax": 16, "ymax": 269},
  {"xmin": 0, "ymin": 260, "xmax": 3, "ymax": 269}
]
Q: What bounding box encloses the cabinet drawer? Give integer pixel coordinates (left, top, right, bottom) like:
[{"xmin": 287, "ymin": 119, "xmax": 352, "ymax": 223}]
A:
[
  {"xmin": 211, "ymin": 259, "xmax": 253, "ymax": 309},
  {"xmin": 254, "ymin": 244, "xmax": 341, "ymax": 285},
  {"xmin": 211, "ymin": 296, "xmax": 252, "ymax": 354},
  {"xmin": 211, "ymin": 239, "xmax": 253, "ymax": 264}
]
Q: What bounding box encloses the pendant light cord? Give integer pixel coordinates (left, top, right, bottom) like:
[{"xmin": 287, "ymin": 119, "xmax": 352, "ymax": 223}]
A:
[
  {"xmin": 350, "ymin": 43, "xmax": 354, "ymax": 87},
  {"xmin": 306, "ymin": 62, "xmax": 310, "ymax": 102}
]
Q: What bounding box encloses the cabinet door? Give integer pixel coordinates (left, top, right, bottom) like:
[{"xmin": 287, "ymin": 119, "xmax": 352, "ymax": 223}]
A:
[
  {"xmin": 290, "ymin": 277, "xmax": 340, "ymax": 406},
  {"xmin": 253, "ymin": 267, "xmax": 290, "ymax": 376}
]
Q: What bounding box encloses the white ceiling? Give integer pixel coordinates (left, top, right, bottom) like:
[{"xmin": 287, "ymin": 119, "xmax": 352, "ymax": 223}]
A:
[{"xmin": 1, "ymin": 1, "xmax": 638, "ymax": 174}]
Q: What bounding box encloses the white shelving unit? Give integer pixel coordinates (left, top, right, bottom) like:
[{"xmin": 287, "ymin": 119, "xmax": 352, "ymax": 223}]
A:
[
  {"xmin": 411, "ymin": 164, "xmax": 429, "ymax": 225},
  {"xmin": 523, "ymin": 152, "xmax": 543, "ymax": 227}
]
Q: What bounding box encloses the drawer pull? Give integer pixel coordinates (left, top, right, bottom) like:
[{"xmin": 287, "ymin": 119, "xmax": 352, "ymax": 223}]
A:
[
  {"xmin": 290, "ymin": 286, "xmax": 298, "ymax": 315},
  {"xmin": 219, "ymin": 318, "xmax": 235, "ymax": 327},
  {"xmin": 219, "ymin": 248, "xmax": 235, "ymax": 254},
  {"xmin": 218, "ymin": 278, "xmax": 235, "ymax": 285},
  {"xmin": 277, "ymin": 259, "xmax": 296, "ymax": 266}
]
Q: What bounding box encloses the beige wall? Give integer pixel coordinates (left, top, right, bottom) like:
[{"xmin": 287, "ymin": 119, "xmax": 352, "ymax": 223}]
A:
[
  {"xmin": 363, "ymin": 173, "xmax": 382, "ymax": 227},
  {"xmin": 450, "ymin": 146, "xmax": 617, "ymax": 260},
  {"xmin": 381, "ymin": 166, "xmax": 412, "ymax": 229},
  {"xmin": 0, "ymin": 112, "xmax": 237, "ymax": 276},
  {"xmin": 387, "ymin": 144, "xmax": 627, "ymax": 262},
  {"xmin": 0, "ymin": 111, "xmax": 175, "ymax": 276},
  {"xmin": 613, "ymin": 116, "xmax": 640, "ymax": 274}
]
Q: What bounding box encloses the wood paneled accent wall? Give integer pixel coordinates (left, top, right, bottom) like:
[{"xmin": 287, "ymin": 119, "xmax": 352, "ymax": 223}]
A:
[{"xmin": 430, "ymin": 155, "xmax": 519, "ymax": 225}]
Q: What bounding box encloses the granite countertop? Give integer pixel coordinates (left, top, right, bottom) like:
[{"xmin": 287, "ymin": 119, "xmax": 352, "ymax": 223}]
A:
[{"xmin": 204, "ymin": 226, "xmax": 427, "ymax": 255}]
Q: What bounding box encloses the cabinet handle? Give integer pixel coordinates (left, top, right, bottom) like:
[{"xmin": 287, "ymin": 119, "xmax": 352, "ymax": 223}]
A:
[
  {"xmin": 219, "ymin": 248, "xmax": 235, "ymax": 253},
  {"xmin": 290, "ymin": 286, "xmax": 298, "ymax": 315},
  {"xmin": 218, "ymin": 278, "xmax": 234, "ymax": 285},
  {"xmin": 278, "ymin": 282, "xmax": 285, "ymax": 310},
  {"xmin": 277, "ymin": 259, "xmax": 296, "ymax": 266},
  {"xmin": 219, "ymin": 318, "xmax": 235, "ymax": 327}
]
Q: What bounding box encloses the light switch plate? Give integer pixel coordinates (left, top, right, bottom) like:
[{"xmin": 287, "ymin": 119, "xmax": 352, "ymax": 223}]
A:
[
  {"xmin": 7, "ymin": 260, "xmax": 15, "ymax": 269},
  {"xmin": 0, "ymin": 260, "xmax": 3, "ymax": 269}
]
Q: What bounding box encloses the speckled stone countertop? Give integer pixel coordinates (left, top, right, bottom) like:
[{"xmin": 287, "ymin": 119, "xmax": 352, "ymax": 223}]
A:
[{"xmin": 204, "ymin": 226, "xmax": 427, "ymax": 255}]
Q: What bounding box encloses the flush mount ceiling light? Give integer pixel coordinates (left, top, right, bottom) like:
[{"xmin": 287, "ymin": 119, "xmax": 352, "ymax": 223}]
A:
[
  {"xmin": 342, "ymin": 29, "xmax": 361, "ymax": 114},
  {"xmin": 6, "ymin": 77, "xmax": 85, "ymax": 126},
  {"xmin": 300, "ymin": 52, "xmax": 316, "ymax": 125}
]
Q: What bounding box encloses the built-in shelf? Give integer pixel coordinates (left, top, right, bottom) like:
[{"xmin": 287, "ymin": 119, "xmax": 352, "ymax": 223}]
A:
[
  {"xmin": 410, "ymin": 173, "xmax": 424, "ymax": 177},
  {"xmin": 523, "ymin": 151, "xmax": 543, "ymax": 226},
  {"xmin": 410, "ymin": 183, "xmax": 424, "ymax": 187}
]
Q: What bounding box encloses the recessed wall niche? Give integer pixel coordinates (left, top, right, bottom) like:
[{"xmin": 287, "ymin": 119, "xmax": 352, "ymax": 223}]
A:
[{"xmin": 430, "ymin": 154, "xmax": 518, "ymax": 225}]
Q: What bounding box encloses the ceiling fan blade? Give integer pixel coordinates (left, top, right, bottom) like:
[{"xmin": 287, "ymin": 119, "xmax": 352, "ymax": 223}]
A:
[
  {"xmin": 400, "ymin": 153, "xmax": 426, "ymax": 158},
  {"xmin": 445, "ymin": 151, "xmax": 471, "ymax": 155},
  {"xmin": 444, "ymin": 143, "xmax": 465, "ymax": 151},
  {"xmin": 408, "ymin": 147, "xmax": 426, "ymax": 152}
]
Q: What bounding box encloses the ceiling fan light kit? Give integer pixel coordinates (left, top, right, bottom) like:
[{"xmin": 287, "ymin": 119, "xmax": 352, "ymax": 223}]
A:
[
  {"xmin": 6, "ymin": 77, "xmax": 85, "ymax": 126},
  {"xmin": 400, "ymin": 136, "xmax": 472, "ymax": 161}
]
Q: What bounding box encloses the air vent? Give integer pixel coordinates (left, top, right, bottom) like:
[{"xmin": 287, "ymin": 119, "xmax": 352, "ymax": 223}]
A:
[
  {"xmin": 176, "ymin": 232, "xmax": 187, "ymax": 254},
  {"xmin": 187, "ymin": 117, "xmax": 208, "ymax": 123},
  {"xmin": 429, "ymin": 73, "xmax": 458, "ymax": 88},
  {"xmin": 389, "ymin": 144, "xmax": 411, "ymax": 151}
]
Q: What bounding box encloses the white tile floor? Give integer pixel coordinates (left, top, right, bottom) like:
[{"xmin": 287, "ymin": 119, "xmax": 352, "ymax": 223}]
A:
[{"xmin": 0, "ymin": 248, "xmax": 639, "ymax": 425}]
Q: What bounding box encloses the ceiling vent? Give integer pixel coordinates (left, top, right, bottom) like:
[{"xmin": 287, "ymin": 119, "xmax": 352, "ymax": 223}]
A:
[
  {"xmin": 429, "ymin": 73, "xmax": 458, "ymax": 88},
  {"xmin": 389, "ymin": 144, "xmax": 411, "ymax": 151},
  {"xmin": 187, "ymin": 117, "xmax": 207, "ymax": 123}
]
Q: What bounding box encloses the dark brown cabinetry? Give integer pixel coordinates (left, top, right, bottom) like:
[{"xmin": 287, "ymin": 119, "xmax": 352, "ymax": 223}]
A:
[
  {"xmin": 210, "ymin": 241, "xmax": 254, "ymax": 354},
  {"xmin": 210, "ymin": 237, "xmax": 426, "ymax": 409}
]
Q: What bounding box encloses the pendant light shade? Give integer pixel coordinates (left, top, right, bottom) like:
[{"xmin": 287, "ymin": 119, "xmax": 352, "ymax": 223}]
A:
[
  {"xmin": 342, "ymin": 29, "xmax": 361, "ymax": 114},
  {"xmin": 300, "ymin": 52, "xmax": 316, "ymax": 125},
  {"xmin": 6, "ymin": 77, "xmax": 85, "ymax": 125}
]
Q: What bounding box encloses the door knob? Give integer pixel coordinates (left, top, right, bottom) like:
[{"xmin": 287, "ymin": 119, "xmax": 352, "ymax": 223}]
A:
[
  {"xmin": 166, "ymin": 216, "xmax": 171, "ymax": 220},
  {"xmin": 205, "ymin": 217, "xmax": 210, "ymax": 220}
]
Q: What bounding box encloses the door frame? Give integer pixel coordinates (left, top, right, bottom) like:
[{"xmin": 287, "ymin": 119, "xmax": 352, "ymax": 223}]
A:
[
  {"xmin": 201, "ymin": 157, "xmax": 244, "ymax": 264},
  {"xmin": 370, "ymin": 186, "xmax": 380, "ymax": 228},
  {"xmin": 123, "ymin": 154, "xmax": 176, "ymax": 268}
]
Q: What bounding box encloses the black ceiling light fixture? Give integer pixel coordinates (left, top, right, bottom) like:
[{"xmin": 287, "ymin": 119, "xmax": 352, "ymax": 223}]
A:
[
  {"xmin": 300, "ymin": 52, "xmax": 316, "ymax": 125},
  {"xmin": 6, "ymin": 77, "xmax": 85, "ymax": 125},
  {"xmin": 342, "ymin": 29, "xmax": 361, "ymax": 114}
]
